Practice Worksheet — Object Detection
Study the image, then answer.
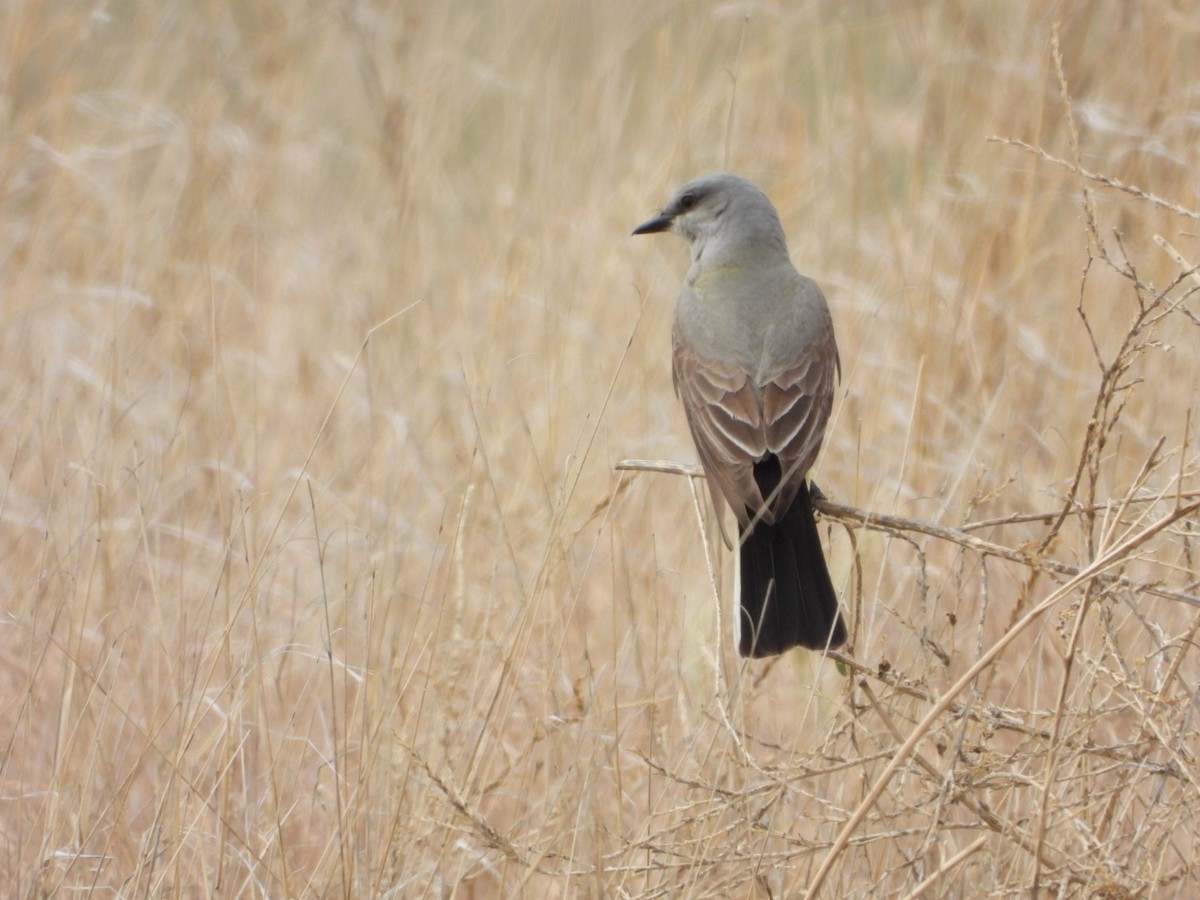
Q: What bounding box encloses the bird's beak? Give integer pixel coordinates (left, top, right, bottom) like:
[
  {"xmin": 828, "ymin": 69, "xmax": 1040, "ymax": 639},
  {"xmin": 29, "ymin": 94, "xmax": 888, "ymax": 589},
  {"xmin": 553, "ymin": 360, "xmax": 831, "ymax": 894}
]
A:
[{"xmin": 632, "ymin": 213, "xmax": 671, "ymax": 236}]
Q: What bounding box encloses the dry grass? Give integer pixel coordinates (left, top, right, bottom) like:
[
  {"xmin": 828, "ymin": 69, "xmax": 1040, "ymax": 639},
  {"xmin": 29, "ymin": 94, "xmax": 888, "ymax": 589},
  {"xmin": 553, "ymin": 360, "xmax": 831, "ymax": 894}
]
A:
[{"xmin": 3, "ymin": 1, "xmax": 1200, "ymax": 897}]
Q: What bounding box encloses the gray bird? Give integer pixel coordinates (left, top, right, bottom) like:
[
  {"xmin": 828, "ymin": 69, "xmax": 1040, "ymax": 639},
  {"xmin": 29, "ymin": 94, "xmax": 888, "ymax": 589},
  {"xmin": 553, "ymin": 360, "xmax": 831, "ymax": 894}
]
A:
[{"xmin": 633, "ymin": 173, "xmax": 846, "ymax": 657}]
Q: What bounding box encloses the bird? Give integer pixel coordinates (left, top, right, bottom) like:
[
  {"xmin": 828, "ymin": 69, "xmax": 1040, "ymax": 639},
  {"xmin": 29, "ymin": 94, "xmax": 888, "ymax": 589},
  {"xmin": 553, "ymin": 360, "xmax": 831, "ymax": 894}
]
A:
[{"xmin": 633, "ymin": 173, "xmax": 846, "ymax": 657}]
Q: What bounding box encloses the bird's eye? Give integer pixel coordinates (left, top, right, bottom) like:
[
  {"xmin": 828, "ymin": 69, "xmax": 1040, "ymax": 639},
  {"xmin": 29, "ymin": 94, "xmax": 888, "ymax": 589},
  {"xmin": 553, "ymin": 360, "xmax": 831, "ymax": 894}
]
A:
[{"xmin": 678, "ymin": 191, "xmax": 697, "ymax": 211}]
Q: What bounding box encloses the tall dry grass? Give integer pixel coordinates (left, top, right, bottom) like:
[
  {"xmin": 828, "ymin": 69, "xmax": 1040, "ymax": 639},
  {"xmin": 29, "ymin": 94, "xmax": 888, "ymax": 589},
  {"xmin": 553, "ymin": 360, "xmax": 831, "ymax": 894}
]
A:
[{"xmin": 2, "ymin": 1, "xmax": 1199, "ymax": 896}]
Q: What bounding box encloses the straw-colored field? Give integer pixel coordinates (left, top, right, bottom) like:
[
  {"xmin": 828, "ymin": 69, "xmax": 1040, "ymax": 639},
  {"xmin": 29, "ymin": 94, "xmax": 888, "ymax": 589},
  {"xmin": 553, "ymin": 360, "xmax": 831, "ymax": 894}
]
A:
[{"xmin": 4, "ymin": 2, "xmax": 1199, "ymax": 896}]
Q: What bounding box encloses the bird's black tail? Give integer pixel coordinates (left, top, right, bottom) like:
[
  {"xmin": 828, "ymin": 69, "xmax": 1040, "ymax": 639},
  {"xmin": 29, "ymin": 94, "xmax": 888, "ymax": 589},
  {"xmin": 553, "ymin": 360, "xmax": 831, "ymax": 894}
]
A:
[{"xmin": 739, "ymin": 477, "xmax": 846, "ymax": 657}]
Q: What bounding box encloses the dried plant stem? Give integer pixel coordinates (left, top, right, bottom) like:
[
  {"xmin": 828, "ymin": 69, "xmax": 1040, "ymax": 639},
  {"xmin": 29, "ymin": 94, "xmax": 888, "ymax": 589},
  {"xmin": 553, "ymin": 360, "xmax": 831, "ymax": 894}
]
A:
[
  {"xmin": 898, "ymin": 834, "xmax": 988, "ymax": 900},
  {"xmin": 987, "ymin": 137, "xmax": 1200, "ymax": 222},
  {"xmin": 616, "ymin": 460, "xmax": 1200, "ymax": 610},
  {"xmin": 801, "ymin": 499, "xmax": 1199, "ymax": 898}
]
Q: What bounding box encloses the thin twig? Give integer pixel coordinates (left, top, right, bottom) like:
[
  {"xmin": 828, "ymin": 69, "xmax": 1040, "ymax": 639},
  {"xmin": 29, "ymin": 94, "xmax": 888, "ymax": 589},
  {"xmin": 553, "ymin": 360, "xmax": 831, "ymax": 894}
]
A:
[
  {"xmin": 989, "ymin": 136, "xmax": 1200, "ymax": 221},
  {"xmin": 800, "ymin": 499, "xmax": 1200, "ymax": 898},
  {"xmin": 898, "ymin": 835, "xmax": 989, "ymax": 900},
  {"xmin": 615, "ymin": 460, "xmax": 1200, "ymax": 610}
]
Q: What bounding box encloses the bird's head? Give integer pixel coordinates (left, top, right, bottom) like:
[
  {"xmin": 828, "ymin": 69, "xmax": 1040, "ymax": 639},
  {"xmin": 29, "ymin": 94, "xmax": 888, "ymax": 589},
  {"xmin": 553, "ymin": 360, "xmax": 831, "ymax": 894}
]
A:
[{"xmin": 632, "ymin": 173, "xmax": 788, "ymax": 263}]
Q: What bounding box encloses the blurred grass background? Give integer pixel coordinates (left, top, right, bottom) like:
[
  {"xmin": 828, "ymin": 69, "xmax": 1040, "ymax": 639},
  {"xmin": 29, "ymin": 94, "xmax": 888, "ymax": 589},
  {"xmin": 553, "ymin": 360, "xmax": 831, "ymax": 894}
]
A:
[{"xmin": 3, "ymin": 1, "xmax": 1199, "ymax": 896}]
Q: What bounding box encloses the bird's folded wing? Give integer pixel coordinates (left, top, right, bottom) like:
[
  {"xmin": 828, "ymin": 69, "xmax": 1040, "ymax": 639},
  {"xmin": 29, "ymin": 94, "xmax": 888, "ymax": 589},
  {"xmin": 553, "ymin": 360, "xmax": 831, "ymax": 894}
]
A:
[
  {"xmin": 761, "ymin": 350, "xmax": 836, "ymax": 494},
  {"xmin": 673, "ymin": 331, "xmax": 836, "ymax": 526},
  {"xmin": 672, "ymin": 335, "xmax": 767, "ymax": 528}
]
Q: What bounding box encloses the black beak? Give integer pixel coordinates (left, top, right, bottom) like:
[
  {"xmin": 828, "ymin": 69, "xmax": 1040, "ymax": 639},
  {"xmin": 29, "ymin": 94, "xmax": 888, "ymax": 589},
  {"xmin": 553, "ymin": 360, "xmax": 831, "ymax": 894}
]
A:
[{"xmin": 632, "ymin": 213, "xmax": 671, "ymax": 236}]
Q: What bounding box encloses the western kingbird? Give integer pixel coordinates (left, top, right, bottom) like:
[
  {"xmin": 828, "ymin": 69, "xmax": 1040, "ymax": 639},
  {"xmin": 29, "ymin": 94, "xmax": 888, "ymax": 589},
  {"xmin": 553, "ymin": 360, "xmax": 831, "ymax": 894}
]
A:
[{"xmin": 633, "ymin": 173, "xmax": 846, "ymax": 657}]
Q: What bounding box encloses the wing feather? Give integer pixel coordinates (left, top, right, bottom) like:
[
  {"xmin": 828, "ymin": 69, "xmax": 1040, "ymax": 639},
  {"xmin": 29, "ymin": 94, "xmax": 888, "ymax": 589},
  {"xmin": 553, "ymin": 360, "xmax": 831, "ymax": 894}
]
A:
[{"xmin": 673, "ymin": 305, "xmax": 837, "ymax": 527}]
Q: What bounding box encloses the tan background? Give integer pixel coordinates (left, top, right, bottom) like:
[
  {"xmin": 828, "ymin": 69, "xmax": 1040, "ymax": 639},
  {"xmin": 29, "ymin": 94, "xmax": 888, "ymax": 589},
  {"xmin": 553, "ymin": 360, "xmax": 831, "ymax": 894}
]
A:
[{"xmin": 3, "ymin": 1, "xmax": 1199, "ymax": 896}]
